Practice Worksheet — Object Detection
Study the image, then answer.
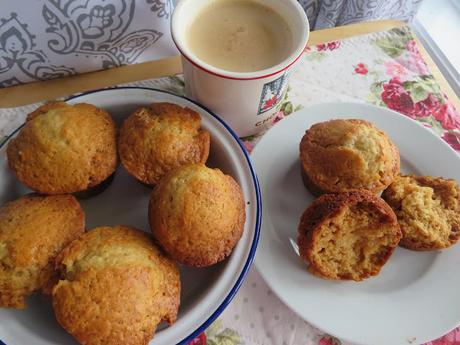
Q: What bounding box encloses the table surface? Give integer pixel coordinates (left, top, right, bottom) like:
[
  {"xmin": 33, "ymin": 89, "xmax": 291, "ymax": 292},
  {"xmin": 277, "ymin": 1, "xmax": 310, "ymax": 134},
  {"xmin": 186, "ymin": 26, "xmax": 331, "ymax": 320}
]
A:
[{"xmin": 0, "ymin": 19, "xmax": 458, "ymax": 109}]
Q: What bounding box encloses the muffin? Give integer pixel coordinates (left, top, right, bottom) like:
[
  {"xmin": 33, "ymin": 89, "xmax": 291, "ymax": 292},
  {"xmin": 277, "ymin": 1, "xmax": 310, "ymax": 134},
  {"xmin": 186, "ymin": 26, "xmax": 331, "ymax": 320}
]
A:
[
  {"xmin": 7, "ymin": 102, "xmax": 118, "ymax": 195},
  {"xmin": 52, "ymin": 226, "xmax": 180, "ymax": 345},
  {"xmin": 297, "ymin": 190, "xmax": 401, "ymax": 281},
  {"xmin": 0, "ymin": 194, "xmax": 84, "ymax": 308},
  {"xmin": 382, "ymin": 175, "xmax": 460, "ymax": 250},
  {"xmin": 119, "ymin": 102, "xmax": 210, "ymax": 186},
  {"xmin": 149, "ymin": 164, "xmax": 245, "ymax": 267},
  {"xmin": 299, "ymin": 119, "xmax": 400, "ymax": 195}
]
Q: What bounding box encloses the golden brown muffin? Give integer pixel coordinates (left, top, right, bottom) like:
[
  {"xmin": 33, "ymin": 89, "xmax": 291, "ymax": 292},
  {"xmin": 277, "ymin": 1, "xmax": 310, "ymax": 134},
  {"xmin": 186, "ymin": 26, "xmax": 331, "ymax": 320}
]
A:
[
  {"xmin": 299, "ymin": 119, "xmax": 400, "ymax": 195},
  {"xmin": 0, "ymin": 194, "xmax": 84, "ymax": 309},
  {"xmin": 382, "ymin": 175, "xmax": 460, "ymax": 250},
  {"xmin": 118, "ymin": 102, "xmax": 210, "ymax": 186},
  {"xmin": 149, "ymin": 164, "xmax": 245, "ymax": 267},
  {"xmin": 52, "ymin": 226, "xmax": 180, "ymax": 345},
  {"xmin": 7, "ymin": 102, "xmax": 118, "ymax": 195},
  {"xmin": 297, "ymin": 190, "xmax": 401, "ymax": 281}
]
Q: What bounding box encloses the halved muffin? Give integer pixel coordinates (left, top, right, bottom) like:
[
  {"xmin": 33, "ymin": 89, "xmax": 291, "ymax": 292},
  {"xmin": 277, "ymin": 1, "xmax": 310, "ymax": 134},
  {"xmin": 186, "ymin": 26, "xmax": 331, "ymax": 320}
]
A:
[
  {"xmin": 149, "ymin": 164, "xmax": 245, "ymax": 267},
  {"xmin": 297, "ymin": 190, "xmax": 401, "ymax": 281},
  {"xmin": 0, "ymin": 194, "xmax": 84, "ymax": 308},
  {"xmin": 119, "ymin": 102, "xmax": 210, "ymax": 186},
  {"xmin": 299, "ymin": 119, "xmax": 400, "ymax": 195},
  {"xmin": 7, "ymin": 102, "xmax": 118, "ymax": 195},
  {"xmin": 52, "ymin": 226, "xmax": 180, "ymax": 345},
  {"xmin": 382, "ymin": 175, "xmax": 460, "ymax": 250}
]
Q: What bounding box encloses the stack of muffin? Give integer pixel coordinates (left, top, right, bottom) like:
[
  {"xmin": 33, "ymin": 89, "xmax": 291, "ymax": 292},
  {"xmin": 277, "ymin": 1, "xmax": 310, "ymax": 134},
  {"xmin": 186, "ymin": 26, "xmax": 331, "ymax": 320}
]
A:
[
  {"xmin": 0, "ymin": 101, "xmax": 246, "ymax": 345},
  {"xmin": 297, "ymin": 119, "xmax": 460, "ymax": 281}
]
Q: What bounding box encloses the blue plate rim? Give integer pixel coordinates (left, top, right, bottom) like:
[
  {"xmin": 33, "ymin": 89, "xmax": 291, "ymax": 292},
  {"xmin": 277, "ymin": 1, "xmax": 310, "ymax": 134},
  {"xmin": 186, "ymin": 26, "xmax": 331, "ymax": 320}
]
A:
[{"xmin": 0, "ymin": 86, "xmax": 262, "ymax": 345}]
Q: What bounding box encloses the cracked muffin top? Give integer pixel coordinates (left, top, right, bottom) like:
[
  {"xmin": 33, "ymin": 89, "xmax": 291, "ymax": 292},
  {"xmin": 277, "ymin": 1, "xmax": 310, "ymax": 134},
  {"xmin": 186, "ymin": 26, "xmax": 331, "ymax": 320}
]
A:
[
  {"xmin": 383, "ymin": 175, "xmax": 460, "ymax": 251},
  {"xmin": 149, "ymin": 163, "xmax": 245, "ymax": 267},
  {"xmin": 118, "ymin": 102, "xmax": 210, "ymax": 186},
  {"xmin": 7, "ymin": 102, "xmax": 118, "ymax": 195},
  {"xmin": 0, "ymin": 194, "xmax": 84, "ymax": 309},
  {"xmin": 52, "ymin": 225, "xmax": 180, "ymax": 345},
  {"xmin": 299, "ymin": 119, "xmax": 400, "ymax": 195}
]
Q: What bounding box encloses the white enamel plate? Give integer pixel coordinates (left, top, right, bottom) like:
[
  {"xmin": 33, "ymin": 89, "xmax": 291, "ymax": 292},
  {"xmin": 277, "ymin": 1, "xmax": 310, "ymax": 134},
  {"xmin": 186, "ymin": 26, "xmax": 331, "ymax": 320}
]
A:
[
  {"xmin": 0, "ymin": 87, "xmax": 261, "ymax": 345},
  {"xmin": 252, "ymin": 102, "xmax": 460, "ymax": 345}
]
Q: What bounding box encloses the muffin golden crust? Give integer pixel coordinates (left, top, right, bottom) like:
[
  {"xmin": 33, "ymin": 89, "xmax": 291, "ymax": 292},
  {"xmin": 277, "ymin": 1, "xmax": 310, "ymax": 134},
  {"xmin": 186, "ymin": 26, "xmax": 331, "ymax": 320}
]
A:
[
  {"xmin": 7, "ymin": 102, "xmax": 118, "ymax": 195},
  {"xmin": 52, "ymin": 226, "xmax": 180, "ymax": 345},
  {"xmin": 119, "ymin": 102, "xmax": 210, "ymax": 186},
  {"xmin": 299, "ymin": 119, "xmax": 400, "ymax": 195},
  {"xmin": 382, "ymin": 175, "xmax": 460, "ymax": 250},
  {"xmin": 149, "ymin": 164, "xmax": 245, "ymax": 267},
  {"xmin": 297, "ymin": 190, "xmax": 401, "ymax": 281},
  {"xmin": 0, "ymin": 194, "xmax": 84, "ymax": 309}
]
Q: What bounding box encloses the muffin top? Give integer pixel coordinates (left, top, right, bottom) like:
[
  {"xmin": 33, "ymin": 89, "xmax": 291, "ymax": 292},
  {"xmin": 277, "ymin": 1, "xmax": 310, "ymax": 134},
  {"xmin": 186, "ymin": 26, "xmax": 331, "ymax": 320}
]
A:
[
  {"xmin": 0, "ymin": 194, "xmax": 84, "ymax": 308},
  {"xmin": 299, "ymin": 119, "xmax": 400, "ymax": 195},
  {"xmin": 119, "ymin": 102, "xmax": 210, "ymax": 186},
  {"xmin": 298, "ymin": 190, "xmax": 401, "ymax": 281},
  {"xmin": 149, "ymin": 164, "xmax": 245, "ymax": 267},
  {"xmin": 52, "ymin": 226, "xmax": 180, "ymax": 345},
  {"xmin": 383, "ymin": 175, "xmax": 460, "ymax": 250},
  {"xmin": 7, "ymin": 102, "xmax": 118, "ymax": 195}
]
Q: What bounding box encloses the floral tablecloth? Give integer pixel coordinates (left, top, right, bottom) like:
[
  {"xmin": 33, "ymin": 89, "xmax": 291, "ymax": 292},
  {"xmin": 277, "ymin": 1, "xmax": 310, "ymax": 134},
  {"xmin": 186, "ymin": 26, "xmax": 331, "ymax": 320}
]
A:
[{"xmin": 1, "ymin": 26, "xmax": 460, "ymax": 345}]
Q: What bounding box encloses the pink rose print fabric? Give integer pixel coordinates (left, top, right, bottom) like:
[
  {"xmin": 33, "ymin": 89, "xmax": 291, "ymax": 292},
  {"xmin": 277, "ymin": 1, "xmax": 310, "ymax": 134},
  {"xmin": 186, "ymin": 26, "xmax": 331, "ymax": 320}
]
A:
[
  {"xmin": 354, "ymin": 63, "xmax": 368, "ymax": 75},
  {"xmin": 241, "ymin": 27, "xmax": 460, "ymax": 155},
  {"xmin": 425, "ymin": 327, "xmax": 460, "ymax": 345},
  {"xmin": 187, "ymin": 333, "xmax": 206, "ymax": 345}
]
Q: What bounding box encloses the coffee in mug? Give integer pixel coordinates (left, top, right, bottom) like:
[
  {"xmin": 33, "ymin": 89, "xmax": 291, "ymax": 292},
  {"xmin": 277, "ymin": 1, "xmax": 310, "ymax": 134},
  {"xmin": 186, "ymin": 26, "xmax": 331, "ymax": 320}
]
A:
[
  {"xmin": 172, "ymin": 0, "xmax": 309, "ymax": 137},
  {"xmin": 187, "ymin": 0, "xmax": 293, "ymax": 73}
]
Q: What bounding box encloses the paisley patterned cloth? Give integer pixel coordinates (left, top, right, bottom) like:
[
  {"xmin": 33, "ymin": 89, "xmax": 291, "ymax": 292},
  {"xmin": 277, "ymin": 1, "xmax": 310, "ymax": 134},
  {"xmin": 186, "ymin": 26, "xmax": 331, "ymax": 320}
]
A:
[
  {"xmin": 298, "ymin": 0, "xmax": 424, "ymax": 30},
  {"xmin": 1, "ymin": 25, "xmax": 460, "ymax": 345},
  {"xmin": 0, "ymin": 0, "xmax": 176, "ymax": 87}
]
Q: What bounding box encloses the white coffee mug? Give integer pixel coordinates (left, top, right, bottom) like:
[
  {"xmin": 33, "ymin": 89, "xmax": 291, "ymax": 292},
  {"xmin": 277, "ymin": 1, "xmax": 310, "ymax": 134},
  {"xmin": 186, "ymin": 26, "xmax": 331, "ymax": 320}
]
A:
[{"xmin": 171, "ymin": 0, "xmax": 309, "ymax": 138}]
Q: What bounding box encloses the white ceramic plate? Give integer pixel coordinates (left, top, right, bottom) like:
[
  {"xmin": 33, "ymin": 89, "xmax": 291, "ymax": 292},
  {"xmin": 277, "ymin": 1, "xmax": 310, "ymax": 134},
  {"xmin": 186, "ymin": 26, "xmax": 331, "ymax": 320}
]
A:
[
  {"xmin": 252, "ymin": 102, "xmax": 460, "ymax": 345},
  {"xmin": 0, "ymin": 87, "xmax": 261, "ymax": 345}
]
